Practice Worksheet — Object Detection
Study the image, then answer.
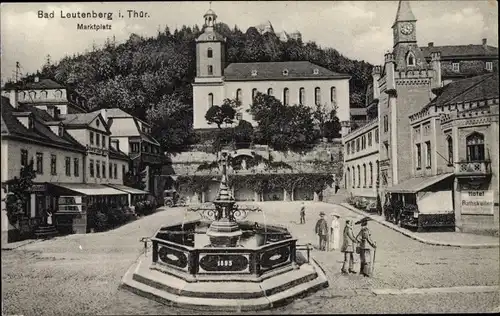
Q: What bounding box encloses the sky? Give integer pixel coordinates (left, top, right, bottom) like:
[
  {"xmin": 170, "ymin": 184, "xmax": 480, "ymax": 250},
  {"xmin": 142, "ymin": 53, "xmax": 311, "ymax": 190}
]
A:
[{"xmin": 1, "ymin": 1, "xmax": 498, "ymax": 83}]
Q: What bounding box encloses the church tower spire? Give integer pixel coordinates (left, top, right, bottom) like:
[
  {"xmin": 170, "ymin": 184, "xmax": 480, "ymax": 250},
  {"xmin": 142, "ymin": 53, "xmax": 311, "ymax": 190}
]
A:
[{"xmin": 393, "ymin": 0, "xmax": 416, "ymax": 27}]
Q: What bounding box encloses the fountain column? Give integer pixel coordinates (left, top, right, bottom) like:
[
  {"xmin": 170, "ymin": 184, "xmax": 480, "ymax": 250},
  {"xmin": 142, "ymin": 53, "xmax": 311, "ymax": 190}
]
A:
[{"xmin": 206, "ymin": 153, "xmax": 243, "ymax": 247}]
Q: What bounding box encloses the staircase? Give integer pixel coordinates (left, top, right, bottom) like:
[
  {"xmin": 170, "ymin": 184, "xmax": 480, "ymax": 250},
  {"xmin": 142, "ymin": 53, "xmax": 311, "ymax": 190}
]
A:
[
  {"xmin": 323, "ymin": 188, "xmax": 350, "ymax": 205},
  {"xmin": 34, "ymin": 225, "xmax": 58, "ymax": 239}
]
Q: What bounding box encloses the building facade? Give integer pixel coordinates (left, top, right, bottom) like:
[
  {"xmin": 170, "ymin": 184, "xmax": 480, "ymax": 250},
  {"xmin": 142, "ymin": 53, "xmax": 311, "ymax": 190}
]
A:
[
  {"xmin": 192, "ymin": 9, "xmax": 351, "ymax": 135},
  {"xmin": 104, "ymin": 108, "xmax": 163, "ymax": 194},
  {"xmin": 343, "ymin": 119, "xmax": 379, "ymax": 199}
]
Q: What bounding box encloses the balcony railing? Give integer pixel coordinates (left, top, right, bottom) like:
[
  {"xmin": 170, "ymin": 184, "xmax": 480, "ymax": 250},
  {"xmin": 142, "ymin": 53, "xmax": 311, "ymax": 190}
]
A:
[{"xmin": 454, "ymin": 160, "xmax": 492, "ymax": 177}]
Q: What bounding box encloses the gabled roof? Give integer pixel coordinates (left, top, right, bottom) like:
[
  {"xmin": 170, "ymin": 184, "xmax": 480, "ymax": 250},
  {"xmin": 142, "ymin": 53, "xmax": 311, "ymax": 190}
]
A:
[
  {"xmin": 424, "ymin": 73, "xmax": 499, "ymax": 110},
  {"xmin": 105, "ymin": 108, "xmax": 133, "ymax": 118},
  {"xmin": 1, "ymin": 97, "xmax": 85, "ymax": 151},
  {"xmin": 60, "ymin": 112, "xmax": 100, "ymax": 126},
  {"xmin": 3, "ymin": 78, "xmax": 66, "ymax": 90},
  {"xmin": 223, "ymin": 61, "xmax": 350, "ymax": 81},
  {"xmin": 109, "ymin": 146, "xmax": 129, "ymax": 161},
  {"xmin": 420, "ymin": 45, "xmax": 498, "ymax": 58},
  {"xmin": 393, "ymin": 0, "xmax": 416, "ymax": 25}
]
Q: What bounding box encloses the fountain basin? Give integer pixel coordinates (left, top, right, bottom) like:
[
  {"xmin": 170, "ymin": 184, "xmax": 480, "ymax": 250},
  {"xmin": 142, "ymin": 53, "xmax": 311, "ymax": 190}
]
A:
[{"xmin": 121, "ymin": 219, "xmax": 329, "ymax": 311}]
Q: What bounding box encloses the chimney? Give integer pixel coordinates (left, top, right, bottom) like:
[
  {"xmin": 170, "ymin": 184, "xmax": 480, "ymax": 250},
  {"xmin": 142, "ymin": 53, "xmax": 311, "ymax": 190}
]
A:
[
  {"xmin": 482, "ymin": 38, "xmax": 487, "ymax": 47},
  {"xmin": 100, "ymin": 108, "xmax": 107, "ymax": 122},
  {"xmin": 428, "ymin": 42, "xmax": 434, "ymax": 47},
  {"xmin": 111, "ymin": 139, "xmax": 120, "ymax": 151},
  {"xmin": 34, "ymin": 76, "xmax": 39, "ymax": 83},
  {"xmin": 9, "ymin": 89, "xmax": 18, "ymax": 108}
]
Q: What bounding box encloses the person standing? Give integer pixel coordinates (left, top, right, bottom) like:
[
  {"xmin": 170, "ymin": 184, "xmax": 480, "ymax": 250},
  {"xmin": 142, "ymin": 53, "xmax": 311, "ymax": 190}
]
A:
[
  {"xmin": 330, "ymin": 214, "xmax": 341, "ymax": 250},
  {"xmin": 340, "ymin": 220, "xmax": 357, "ymax": 274},
  {"xmin": 315, "ymin": 211, "xmax": 328, "ymax": 251},
  {"xmin": 355, "ymin": 217, "xmax": 377, "ymax": 277},
  {"xmin": 299, "ymin": 202, "xmax": 306, "ymax": 224}
]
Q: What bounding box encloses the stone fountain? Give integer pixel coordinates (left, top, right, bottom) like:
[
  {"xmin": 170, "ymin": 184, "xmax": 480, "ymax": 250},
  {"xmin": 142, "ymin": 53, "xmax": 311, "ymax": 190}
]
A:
[{"xmin": 121, "ymin": 152, "xmax": 329, "ymax": 311}]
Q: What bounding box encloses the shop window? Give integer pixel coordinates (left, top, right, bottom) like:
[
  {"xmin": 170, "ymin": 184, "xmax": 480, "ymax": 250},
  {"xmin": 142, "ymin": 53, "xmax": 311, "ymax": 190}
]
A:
[
  {"xmin": 416, "ymin": 143, "xmax": 421, "ymax": 169},
  {"xmin": 21, "ymin": 149, "xmax": 28, "ymax": 167},
  {"xmin": 74, "ymin": 158, "xmax": 79, "ymax": 177},
  {"xmin": 425, "ymin": 141, "xmax": 431, "ymax": 168},
  {"xmin": 65, "ymin": 157, "xmax": 71, "ymax": 176},
  {"xmin": 50, "ymin": 155, "xmax": 57, "ymax": 175},
  {"xmin": 447, "ymin": 136, "xmax": 453, "ymax": 165},
  {"xmin": 90, "ymin": 160, "xmax": 94, "ymax": 177},
  {"xmin": 466, "ymin": 132, "xmax": 485, "ymax": 161}
]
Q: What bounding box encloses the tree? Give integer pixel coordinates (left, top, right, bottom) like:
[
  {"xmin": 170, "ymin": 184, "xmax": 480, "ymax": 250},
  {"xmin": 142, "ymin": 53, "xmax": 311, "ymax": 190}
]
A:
[
  {"xmin": 204, "ymin": 98, "xmax": 240, "ymax": 128},
  {"xmin": 249, "ymin": 92, "xmax": 318, "ymax": 151},
  {"xmin": 4, "ymin": 159, "xmax": 36, "ymax": 224},
  {"xmin": 234, "ymin": 119, "xmax": 254, "ymax": 145},
  {"xmin": 313, "ymin": 103, "xmax": 342, "ymax": 140}
]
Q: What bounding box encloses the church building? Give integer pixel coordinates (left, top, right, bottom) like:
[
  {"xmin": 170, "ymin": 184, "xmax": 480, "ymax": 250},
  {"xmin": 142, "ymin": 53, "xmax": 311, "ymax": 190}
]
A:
[{"xmin": 192, "ymin": 9, "xmax": 351, "ymax": 136}]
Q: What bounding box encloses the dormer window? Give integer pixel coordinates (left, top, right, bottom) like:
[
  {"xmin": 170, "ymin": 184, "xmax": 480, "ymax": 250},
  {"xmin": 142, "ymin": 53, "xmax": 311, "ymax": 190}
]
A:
[
  {"xmin": 251, "ymin": 69, "xmax": 258, "ymax": 76},
  {"xmin": 313, "ymin": 68, "xmax": 319, "ymax": 75},
  {"xmin": 96, "ymin": 119, "xmax": 100, "ymax": 127},
  {"xmin": 28, "ymin": 117, "xmax": 34, "ymax": 130},
  {"xmin": 282, "ymin": 69, "xmax": 289, "ymax": 76},
  {"xmin": 406, "ymin": 52, "xmax": 416, "ymax": 66}
]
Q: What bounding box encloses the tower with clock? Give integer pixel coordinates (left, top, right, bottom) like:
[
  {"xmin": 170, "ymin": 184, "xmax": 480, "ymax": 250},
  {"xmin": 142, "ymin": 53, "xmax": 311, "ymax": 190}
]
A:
[{"xmin": 391, "ymin": 0, "xmax": 426, "ymax": 70}]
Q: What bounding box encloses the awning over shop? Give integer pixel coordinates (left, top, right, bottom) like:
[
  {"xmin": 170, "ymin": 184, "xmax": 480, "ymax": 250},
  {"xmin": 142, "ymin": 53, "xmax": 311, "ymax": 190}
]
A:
[
  {"xmin": 105, "ymin": 184, "xmax": 149, "ymax": 195},
  {"xmin": 386, "ymin": 173, "xmax": 453, "ymax": 194},
  {"xmin": 49, "ymin": 183, "xmax": 128, "ymax": 196}
]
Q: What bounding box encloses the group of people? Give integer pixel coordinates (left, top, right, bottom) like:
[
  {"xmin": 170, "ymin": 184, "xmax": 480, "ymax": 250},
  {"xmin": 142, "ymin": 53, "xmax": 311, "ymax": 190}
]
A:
[{"xmin": 302, "ymin": 203, "xmax": 377, "ymax": 277}]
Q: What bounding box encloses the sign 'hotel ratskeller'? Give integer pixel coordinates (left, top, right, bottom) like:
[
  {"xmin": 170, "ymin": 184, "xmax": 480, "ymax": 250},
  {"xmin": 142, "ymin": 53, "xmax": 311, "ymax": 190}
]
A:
[{"xmin": 461, "ymin": 190, "xmax": 495, "ymax": 215}]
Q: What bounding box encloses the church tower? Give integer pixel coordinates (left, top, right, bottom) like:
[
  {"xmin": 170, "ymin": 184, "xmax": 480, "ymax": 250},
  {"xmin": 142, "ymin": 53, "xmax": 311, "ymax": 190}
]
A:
[
  {"xmin": 195, "ymin": 8, "xmax": 226, "ymax": 79},
  {"xmin": 391, "ymin": 0, "xmax": 427, "ymax": 71},
  {"xmin": 193, "ymin": 7, "xmax": 226, "ymax": 129}
]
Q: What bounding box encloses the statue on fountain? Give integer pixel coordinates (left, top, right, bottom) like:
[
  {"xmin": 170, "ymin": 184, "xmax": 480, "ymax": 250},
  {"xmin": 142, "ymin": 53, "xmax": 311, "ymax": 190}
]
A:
[{"xmin": 206, "ymin": 151, "xmax": 243, "ymax": 247}]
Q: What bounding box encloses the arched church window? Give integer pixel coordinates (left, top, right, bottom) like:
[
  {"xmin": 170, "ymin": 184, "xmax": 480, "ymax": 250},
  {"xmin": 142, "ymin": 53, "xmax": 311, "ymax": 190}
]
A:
[
  {"xmin": 407, "ymin": 52, "xmax": 416, "ymax": 66},
  {"xmin": 330, "ymin": 87, "xmax": 336, "ymax": 104},
  {"xmin": 299, "ymin": 87, "xmax": 305, "ymax": 105},
  {"xmin": 207, "ymin": 48, "xmax": 213, "ymax": 58},
  {"xmin": 283, "ymin": 88, "xmax": 289, "ymax": 106},
  {"xmin": 315, "ymin": 87, "xmax": 321, "ymax": 106},
  {"xmin": 207, "ymin": 65, "xmax": 213, "ymax": 75},
  {"xmin": 252, "ymin": 88, "xmax": 257, "ymax": 100},
  {"xmin": 208, "ymin": 93, "xmax": 214, "ymax": 108},
  {"xmin": 267, "ymin": 88, "xmax": 273, "ymax": 96},
  {"xmin": 236, "ymin": 89, "xmax": 242, "ymax": 102}
]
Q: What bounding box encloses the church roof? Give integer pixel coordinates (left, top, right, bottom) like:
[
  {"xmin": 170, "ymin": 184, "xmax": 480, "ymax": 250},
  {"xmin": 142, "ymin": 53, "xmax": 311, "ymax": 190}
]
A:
[
  {"xmin": 196, "ymin": 30, "xmax": 225, "ymax": 42},
  {"xmin": 393, "ymin": 0, "xmax": 416, "ymax": 25},
  {"xmin": 223, "ymin": 61, "xmax": 350, "ymax": 81}
]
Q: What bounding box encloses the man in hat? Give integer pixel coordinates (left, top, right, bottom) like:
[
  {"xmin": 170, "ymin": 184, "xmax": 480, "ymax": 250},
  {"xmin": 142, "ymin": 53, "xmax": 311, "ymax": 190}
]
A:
[
  {"xmin": 330, "ymin": 214, "xmax": 341, "ymax": 250},
  {"xmin": 355, "ymin": 217, "xmax": 377, "ymax": 277},
  {"xmin": 340, "ymin": 219, "xmax": 357, "ymax": 274},
  {"xmin": 315, "ymin": 211, "xmax": 329, "ymax": 251}
]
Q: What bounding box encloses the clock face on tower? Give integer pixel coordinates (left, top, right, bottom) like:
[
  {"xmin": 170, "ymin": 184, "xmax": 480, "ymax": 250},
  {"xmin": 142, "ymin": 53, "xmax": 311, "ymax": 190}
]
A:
[{"xmin": 400, "ymin": 23, "xmax": 414, "ymax": 35}]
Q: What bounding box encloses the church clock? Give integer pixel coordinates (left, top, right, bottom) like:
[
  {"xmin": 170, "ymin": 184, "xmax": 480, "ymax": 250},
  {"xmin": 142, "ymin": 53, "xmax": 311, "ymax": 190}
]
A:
[{"xmin": 400, "ymin": 23, "xmax": 414, "ymax": 35}]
